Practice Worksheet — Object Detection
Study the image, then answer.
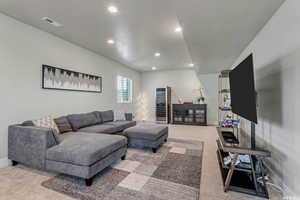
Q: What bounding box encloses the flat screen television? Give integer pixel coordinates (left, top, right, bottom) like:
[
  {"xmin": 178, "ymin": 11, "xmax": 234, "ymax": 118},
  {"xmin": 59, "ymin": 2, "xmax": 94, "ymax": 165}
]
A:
[{"xmin": 229, "ymin": 54, "xmax": 257, "ymax": 124}]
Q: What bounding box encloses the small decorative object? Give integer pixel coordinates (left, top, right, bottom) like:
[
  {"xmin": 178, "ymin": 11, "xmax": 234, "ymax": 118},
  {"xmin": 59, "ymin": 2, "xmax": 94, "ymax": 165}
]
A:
[
  {"xmin": 223, "ymin": 94, "xmax": 231, "ymax": 108},
  {"xmin": 196, "ymin": 87, "xmax": 205, "ymax": 104},
  {"xmin": 221, "ymin": 115, "xmax": 239, "ymax": 128},
  {"xmin": 42, "ymin": 65, "xmax": 102, "ymax": 93}
]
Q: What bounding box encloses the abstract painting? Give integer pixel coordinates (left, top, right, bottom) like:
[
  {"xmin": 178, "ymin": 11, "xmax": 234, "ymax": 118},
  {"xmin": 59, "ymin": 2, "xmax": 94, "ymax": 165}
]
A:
[{"xmin": 42, "ymin": 65, "xmax": 102, "ymax": 93}]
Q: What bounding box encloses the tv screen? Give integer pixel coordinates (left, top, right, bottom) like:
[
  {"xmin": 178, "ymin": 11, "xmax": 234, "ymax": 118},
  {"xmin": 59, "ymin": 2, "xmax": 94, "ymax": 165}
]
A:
[{"xmin": 229, "ymin": 54, "xmax": 258, "ymax": 123}]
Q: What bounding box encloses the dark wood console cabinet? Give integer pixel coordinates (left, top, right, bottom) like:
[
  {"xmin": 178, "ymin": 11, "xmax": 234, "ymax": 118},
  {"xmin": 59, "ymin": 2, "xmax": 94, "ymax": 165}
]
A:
[{"xmin": 172, "ymin": 104, "xmax": 207, "ymax": 126}]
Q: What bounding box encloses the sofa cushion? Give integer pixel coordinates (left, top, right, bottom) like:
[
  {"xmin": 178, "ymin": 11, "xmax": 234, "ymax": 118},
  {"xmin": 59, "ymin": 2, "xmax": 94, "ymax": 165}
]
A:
[
  {"xmin": 58, "ymin": 131, "xmax": 77, "ymax": 142},
  {"xmin": 46, "ymin": 133, "xmax": 127, "ymax": 166},
  {"xmin": 123, "ymin": 124, "xmax": 168, "ymax": 141},
  {"xmin": 54, "ymin": 116, "xmax": 73, "ymax": 133},
  {"xmin": 67, "ymin": 112, "xmax": 99, "ymax": 131},
  {"xmin": 78, "ymin": 124, "xmax": 117, "ymax": 134},
  {"xmin": 92, "ymin": 111, "xmax": 103, "ymax": 124},
  {"xmin": 100, "ymin": 110, "xmax": 114, "ymax": 122},
  {"xmin": 105, "ymin": 121, "xmax": 136, "ymax": 132}
]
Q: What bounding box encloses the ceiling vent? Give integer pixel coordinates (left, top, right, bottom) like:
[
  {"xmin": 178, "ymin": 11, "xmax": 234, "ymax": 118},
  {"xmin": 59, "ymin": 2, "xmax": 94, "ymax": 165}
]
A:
[{"xmin": 41, "ymin": 17, "xmax": 63, "ymax": 27}]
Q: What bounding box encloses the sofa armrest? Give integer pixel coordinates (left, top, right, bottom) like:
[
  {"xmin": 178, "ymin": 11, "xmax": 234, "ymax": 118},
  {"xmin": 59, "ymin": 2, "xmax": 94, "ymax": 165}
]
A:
[{"xmin": 8, "ymin": 125, "xmax": 57, "ymax": 169}]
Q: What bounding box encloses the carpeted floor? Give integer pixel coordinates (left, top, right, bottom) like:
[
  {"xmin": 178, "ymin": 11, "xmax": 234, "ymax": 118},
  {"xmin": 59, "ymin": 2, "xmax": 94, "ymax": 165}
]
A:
[{"xmin": 41, "ymin": 138, "xmax": 204, "ymax": 200}]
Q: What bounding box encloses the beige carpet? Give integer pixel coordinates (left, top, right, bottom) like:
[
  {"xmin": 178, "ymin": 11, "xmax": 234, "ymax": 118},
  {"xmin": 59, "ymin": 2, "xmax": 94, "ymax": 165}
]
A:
[{"xmin": 0, "ymin": 125, "xmax": 283, "ymax": 200}]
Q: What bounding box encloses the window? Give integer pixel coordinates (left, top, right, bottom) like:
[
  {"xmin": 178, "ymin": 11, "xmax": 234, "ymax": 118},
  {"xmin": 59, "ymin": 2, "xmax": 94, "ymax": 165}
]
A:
[{"xmin": 117, "ymin": 75, "xmax": 133, "ymax": 103}]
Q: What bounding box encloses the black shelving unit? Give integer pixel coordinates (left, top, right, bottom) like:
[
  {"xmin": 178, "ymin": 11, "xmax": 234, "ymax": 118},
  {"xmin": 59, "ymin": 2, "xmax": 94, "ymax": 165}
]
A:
[
  {"xmin": 218, "ymin": 70, "xmax": 238, "ymax": 126},
  {"xmin": 172, "ymin": 104, "xmax": 207, "ymax": 126}
]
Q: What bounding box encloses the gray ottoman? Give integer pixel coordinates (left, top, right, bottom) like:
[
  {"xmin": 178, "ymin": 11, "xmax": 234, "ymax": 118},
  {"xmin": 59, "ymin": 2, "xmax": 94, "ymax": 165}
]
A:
[{"xmin": 123, "ymin": 124, "xmax": 168, "ymax": 153}]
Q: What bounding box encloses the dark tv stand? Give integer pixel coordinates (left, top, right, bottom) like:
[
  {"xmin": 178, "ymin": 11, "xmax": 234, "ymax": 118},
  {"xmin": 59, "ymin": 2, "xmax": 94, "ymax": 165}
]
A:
[{"xmin": 216, "ymin": 127, "xmax": 271, "ymax": 198}]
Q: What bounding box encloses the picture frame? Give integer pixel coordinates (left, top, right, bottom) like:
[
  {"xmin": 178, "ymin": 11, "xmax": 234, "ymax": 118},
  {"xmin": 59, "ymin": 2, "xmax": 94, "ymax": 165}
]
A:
[{"xmin": 42, "ymin": 65, "xmax": 102, "ymax": 93}]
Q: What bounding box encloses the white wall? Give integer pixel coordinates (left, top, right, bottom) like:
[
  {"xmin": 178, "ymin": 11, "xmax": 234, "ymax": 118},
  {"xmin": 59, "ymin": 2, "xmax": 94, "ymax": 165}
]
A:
[
  {"xmin": 232, "ymin": 0, "xmax": 300, "ymax": 197},
  {"xmin": 140, "ymin": 69, "xmax": 218, "ymax": 125},
  {"xmin": 0, "ymin": 13, "xmax": 141, "ymax": 164},
  {"xmin": 197, "ymin": 73, "xmax": 218, "ymax": 125}
]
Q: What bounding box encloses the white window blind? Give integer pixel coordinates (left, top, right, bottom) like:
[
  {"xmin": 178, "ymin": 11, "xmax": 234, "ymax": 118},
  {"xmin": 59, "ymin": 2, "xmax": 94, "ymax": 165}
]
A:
[{"xmin": 117, "ymin": 76, "xmax": 133, "ymax": 103}]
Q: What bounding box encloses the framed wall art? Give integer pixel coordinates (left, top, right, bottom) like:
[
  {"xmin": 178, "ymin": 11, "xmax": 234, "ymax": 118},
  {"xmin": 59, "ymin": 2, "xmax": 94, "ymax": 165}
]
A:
[{"xmin": 42, "ymin": 65, "xmax": 102, "ymax": 93}]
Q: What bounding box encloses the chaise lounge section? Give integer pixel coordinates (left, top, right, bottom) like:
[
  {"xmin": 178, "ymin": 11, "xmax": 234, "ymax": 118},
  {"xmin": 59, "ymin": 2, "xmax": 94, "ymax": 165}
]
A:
[
  {"xmin": 8, "ymin": 110, "xmax": 136, "ymax": 186},
  {"xmin": 46, "ymin": 132, "xmax": 127, "ymax": 186}
]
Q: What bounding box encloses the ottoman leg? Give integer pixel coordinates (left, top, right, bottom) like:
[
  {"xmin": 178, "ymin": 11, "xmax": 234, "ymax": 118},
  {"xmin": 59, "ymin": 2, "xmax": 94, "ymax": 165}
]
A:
[
  {"xmin": 164, "ymin": 138, "xmax": 167, "ymax": 142},
  {"xmin": 12, "ymin": 160, "xmax": 18, "ymax": 166},
  {"xmin": 121, "ymin": 154, "xmax": 126, "ymax": 160},
  {"xmin": 152, "ymin": 148, "xmax": 157, "ymax": 153},
  {"xmin": 85, "ymin": 177, "xmax": 93, "ymax": 186}
]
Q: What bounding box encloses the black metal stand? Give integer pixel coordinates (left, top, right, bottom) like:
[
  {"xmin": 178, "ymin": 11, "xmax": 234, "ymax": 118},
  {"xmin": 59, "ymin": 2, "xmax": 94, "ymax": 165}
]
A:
[
  {"xmin": 216, "ymin": 127, "xmax": 270, "ymax": 199},
  {"xmin": 251, "ymin": 122, "xmax": 256, "ymax": 150}
]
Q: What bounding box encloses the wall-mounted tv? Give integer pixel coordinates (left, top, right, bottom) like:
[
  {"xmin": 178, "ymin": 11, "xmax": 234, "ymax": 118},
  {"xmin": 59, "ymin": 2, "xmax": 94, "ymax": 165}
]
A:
[{"xmin": 229, "ymin": 54, "xmax": 257, "ymax": 124}]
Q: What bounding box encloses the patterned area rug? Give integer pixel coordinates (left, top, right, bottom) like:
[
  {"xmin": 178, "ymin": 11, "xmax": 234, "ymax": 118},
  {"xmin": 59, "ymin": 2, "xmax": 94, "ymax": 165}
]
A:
[{"xmin": 42, "ymin": 138, "xmax": 204, "ymax": 200}]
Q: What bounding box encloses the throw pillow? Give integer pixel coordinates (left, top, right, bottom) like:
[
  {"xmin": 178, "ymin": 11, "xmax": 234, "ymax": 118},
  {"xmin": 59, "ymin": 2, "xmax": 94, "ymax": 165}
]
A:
[
  {"xmin": 32, "ymin": 116, "xmax": 60, "ymax": 133},
  {"xmin": 22, "ymin": 120, "xmax": 35, "ymax": 126},
  {"xmin": 125, "ymin": 113, "xmax": 133, "ymax": 121},
  {"xmin": 101, "ymin": 110, "xmax": 114, "ymax": 122},
  {"xmin": 114, "ymin": 111, "xmax": 125, "ymax": 121},
  {"xmin": 54, "ymin": 116, "xmax": 73, "ymax": 133}
]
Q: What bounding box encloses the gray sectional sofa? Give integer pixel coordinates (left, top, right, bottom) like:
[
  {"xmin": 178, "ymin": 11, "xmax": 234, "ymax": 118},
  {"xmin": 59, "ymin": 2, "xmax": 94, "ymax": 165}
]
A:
[{"xmin": 8, "ymin": 110, "xmax": 136, "ymax": 186}]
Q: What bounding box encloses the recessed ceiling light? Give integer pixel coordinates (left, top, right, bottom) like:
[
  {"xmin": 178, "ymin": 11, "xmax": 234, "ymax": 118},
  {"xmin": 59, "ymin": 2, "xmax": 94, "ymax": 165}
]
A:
[
  {"xmin": 189, "ymin": 63, "xmax": 195, "ymax": 67},
  {"xmin": 108, "ymin": 6, "xmax": 118, "ymax": 14},
  {"xmin": 152, "ymin": 66, "xmax": 157, "ymax": 70},
  {"xmin": 41, "ymin": 17, "xmax": 63, "ymax": 27},
  {"xmin": 154, "ymin": 52, "xmax": 160, "ymax": 57},
  {"xmin": 174, "ymin": 26, "xmax": 182, "ymax": 33},
  {"xmin": 107, "ymin": 39, "xmax": 115, "ymax": 44}
]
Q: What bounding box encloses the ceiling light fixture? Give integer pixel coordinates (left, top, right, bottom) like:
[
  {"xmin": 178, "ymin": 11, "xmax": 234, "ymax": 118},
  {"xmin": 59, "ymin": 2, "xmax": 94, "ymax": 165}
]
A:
[
  {"xmin": 152, "ymin": 66, "xmax": 157, "ymax": 70},
  {"xmin": 107, "ymin": 39, "xmax": 115, "ymax": 44},
  {"xmin": 154, "ymin": 52, "xmax": 160, "ymax": 57},
  {"xmin": 41, "ymin": 17, "xmax": 63, "ymax": 27},
  {"xmin": 189, "ymin": 63, "xmax": 195, "ymax": 67},
  {"xmin": 108, "ymin": 6, "xmax": 119, "ymax": 14},
  {"xmin": 174, "ymin": 26, "xmax": 182, "ymax": 33}
]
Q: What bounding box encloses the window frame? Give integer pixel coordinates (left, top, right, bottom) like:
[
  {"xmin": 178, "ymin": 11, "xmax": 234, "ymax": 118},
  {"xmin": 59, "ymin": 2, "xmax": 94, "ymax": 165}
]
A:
[{"xmin": 117, "ymin": 75, "xmax": 133, "ymax": 104}]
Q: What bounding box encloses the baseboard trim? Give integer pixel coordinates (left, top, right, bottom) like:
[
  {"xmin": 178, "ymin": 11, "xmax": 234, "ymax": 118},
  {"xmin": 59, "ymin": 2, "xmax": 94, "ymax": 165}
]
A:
[
  {"xmin": 207, "ymin": 121, "xmax": 218, "ymax": 126},
  {"xmin": 0, "ymin": 157, "xmax": 11, "ymax": 168}
]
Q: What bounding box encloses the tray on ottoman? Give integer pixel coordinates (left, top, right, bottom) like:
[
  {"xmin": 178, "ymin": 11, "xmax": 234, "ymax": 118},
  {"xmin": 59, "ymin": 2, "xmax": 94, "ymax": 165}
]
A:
[{"xmin": 123, "ymin": 124, "xmax": 168, "ymax": 153}]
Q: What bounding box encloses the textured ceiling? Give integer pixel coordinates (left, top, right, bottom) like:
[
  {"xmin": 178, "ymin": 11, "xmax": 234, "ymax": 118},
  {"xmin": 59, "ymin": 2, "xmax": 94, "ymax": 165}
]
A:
[{"xmin": 0, "ymin": 0, "xmax": 285, "ymax": 72}]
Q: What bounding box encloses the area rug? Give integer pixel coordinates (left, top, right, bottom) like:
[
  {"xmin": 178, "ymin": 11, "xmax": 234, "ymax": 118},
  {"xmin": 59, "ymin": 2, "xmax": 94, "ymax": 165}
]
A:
[{"xmin": 41, "ymin": 138, "xmax": 204, "ymax": 200}]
